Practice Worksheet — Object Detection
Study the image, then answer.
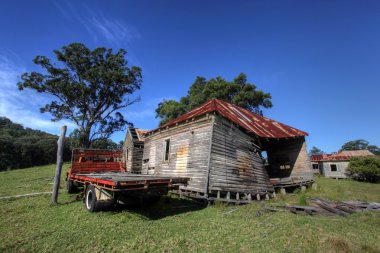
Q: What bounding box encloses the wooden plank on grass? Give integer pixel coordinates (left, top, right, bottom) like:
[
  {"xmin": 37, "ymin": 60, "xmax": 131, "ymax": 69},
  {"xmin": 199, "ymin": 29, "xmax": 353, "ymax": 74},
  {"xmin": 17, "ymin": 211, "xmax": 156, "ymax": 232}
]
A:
[{"xmin": 0, "ymin": 192, "xmax": 52, "ymax": 200}]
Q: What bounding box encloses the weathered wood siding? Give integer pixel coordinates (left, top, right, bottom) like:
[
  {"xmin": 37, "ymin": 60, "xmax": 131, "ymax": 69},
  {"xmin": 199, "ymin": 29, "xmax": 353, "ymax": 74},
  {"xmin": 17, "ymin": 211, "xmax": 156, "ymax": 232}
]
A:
[
  {"xmin": 311, "ymin": 162, "xmax": 322, "ymax": 174},
  {"xmin": 208, "ymin": 115, "xmax": 274, "ymax": 194},
  {"xmin": 123, "ymin": 128, "xmax": 144, "ymax": 173},
  {"xmin": 123, "ymin": 131, "xmax": 133, "ymax": 171},
  {"xmin": 320, "ymin": 161, "xmax": 348, "ymax": 178},
  {"xmin": 265, "ymin": 137, "xmax": 313, "ymax": 181},
  {"xmin": 142, "ymin": 116, "xmax": 213, "ymax": 192}
]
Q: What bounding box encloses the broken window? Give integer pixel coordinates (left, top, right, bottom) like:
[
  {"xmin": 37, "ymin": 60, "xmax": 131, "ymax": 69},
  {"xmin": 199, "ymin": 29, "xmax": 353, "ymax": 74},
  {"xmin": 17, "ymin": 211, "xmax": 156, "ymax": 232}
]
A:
[
  {"xmin": 312, "ymin": 164, "xmax": 319, "ymax": 170},
  {"xmin": 275, "ymin": 155, "xmax": 291, "ymax": 170},
  {"xmin": 164, "ymin": 139, "xmax": 170, "ymax": 161},
  {"xmin": 280, "ymin": 163, "xmax": 291, "ymax": 170},
  {"xmin": 330, "ymin": 164, "xmax": 337, "ymax": 172}
]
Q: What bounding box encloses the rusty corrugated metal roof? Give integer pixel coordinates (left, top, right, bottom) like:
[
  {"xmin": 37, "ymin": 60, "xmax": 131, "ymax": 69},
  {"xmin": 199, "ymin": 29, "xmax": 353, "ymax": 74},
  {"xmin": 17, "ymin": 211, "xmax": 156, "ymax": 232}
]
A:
[
  {"xmin": 337, "ymin": 150, "xmax": 375, "ymax": 157},
  {"xmin": 310, "ymin": 150, "xmax": 375, "ymax": 161},
  {"xmin": 149, "ymin": 99, "xmax": 308, "ymax": 138}
]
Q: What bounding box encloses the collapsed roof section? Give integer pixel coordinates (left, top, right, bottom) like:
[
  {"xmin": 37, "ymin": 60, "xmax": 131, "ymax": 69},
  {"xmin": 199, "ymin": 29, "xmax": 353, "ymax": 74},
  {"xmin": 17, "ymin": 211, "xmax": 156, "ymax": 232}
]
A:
[{"xmin": 127, "ymin": 126, "xmax": 149, "ymax": 142}]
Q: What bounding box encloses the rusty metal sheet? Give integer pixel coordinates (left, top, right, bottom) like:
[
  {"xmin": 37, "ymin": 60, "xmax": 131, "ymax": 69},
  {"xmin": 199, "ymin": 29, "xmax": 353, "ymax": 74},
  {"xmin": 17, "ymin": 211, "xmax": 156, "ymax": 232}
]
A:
[
  {"xmin": 147, "ymin": 99, "xmax": 308, "ymax": 139},
  {"xmin": 310, "ymin": 150, "xmax": 375, "ymax": 162}
]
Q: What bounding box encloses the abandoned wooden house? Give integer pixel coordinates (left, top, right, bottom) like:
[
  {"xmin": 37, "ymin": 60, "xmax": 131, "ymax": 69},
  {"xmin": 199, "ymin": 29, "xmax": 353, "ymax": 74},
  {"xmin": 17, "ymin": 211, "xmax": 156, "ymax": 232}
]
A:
[
  {"xmin": 310, "ymin": 150, "xmax": 375, "ymax": 179},
  {"xmin": 123, "ymin": 126, "xmax": 149, "ymax": 173},
  {"xmin": 137, "ymin": 99, "xmax": 313, "ymax": 203}
]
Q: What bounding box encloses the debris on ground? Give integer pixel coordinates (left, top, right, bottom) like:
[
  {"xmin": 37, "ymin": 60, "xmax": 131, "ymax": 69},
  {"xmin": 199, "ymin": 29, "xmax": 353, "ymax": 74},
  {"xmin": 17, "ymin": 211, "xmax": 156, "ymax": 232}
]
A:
[{"xmin": 266, "ymin": 198, "xmax": 380, "ymax": 216}]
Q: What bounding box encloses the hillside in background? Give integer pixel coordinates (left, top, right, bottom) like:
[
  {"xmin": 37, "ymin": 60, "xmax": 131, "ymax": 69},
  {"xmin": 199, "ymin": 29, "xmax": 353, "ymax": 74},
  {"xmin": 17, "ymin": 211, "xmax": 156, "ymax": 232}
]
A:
[{"xmin": 0, "ymin": 117, "xmax": 70, "ymax": 171}]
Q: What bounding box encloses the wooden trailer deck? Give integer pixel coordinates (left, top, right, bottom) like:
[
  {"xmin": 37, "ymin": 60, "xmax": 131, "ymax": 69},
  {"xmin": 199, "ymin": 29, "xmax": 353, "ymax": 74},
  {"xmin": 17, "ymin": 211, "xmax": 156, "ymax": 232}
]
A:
[{"xmin": 71, "ymin": 172, "xmax": 189, "ymax": 190}]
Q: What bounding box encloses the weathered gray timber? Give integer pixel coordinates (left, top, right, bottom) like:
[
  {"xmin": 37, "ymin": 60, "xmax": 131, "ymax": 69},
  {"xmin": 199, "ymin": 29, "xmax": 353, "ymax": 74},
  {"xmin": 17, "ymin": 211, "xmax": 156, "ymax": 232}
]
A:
[
  {"xmin": 51, "ymin": 125, "xmax": 67, "ymax": 204},
  {"xmin": 142, "ymin": 114, "xmax": 274, "ymax": 203},
  {"xmin": 319, "ymin": 161, "xmax": 349, "ymax": 179},
  {"xmin": 123, "ymin": 126, "xmax": 147, "ymax": 173},
  {"xmin": 208, "ymin": 116, "xmax": 274, "ymax": 195},
  {"xmin": 142, "ymin": 115, "xmax": 213, "ymax": 193},
  {"xmin": 137, "ymin": 99, "xmax": 314, "ymax": 203}
]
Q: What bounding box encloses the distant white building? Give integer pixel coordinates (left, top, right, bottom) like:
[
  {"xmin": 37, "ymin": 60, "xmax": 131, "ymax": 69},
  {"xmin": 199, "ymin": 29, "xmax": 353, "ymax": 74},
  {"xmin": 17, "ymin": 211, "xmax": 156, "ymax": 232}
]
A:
[{"xmin": 310, "ymin": 150, "xmax": 375, "ymax": 179}]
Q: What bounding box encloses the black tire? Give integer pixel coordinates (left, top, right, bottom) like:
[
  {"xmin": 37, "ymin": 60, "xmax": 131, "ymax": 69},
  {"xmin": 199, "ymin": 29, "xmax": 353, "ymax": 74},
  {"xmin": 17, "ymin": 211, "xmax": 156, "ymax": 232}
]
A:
[
  {"xmin": 84, "ymin": 185, "xmax": 98, "ymax": 212},
  {"xmin": 66, "ymin": 178, "xmax": 77, "ymax": 194}
]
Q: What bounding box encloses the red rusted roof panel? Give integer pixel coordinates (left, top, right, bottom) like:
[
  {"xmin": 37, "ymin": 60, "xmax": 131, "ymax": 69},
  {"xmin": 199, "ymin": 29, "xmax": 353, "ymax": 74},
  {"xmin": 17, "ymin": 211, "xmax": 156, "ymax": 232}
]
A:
[
  {"xmin": 310, "ymin": 150, "xmax": 375, "ymax": 161},
  {"xmin": 152, "ymin": 99, "xmax": 308, "ymax": 138}
]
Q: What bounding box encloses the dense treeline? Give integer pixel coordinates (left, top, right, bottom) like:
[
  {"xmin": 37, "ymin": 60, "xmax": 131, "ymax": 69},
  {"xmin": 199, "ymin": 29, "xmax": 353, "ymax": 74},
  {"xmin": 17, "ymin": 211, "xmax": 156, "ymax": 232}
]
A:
[
  {"xmin": 0, "ymin": 117, "xmax": 124, "ymax": 171},
  {"xmin": 0, "ymin": 117, "xmax": 71, "ymax": 171}
]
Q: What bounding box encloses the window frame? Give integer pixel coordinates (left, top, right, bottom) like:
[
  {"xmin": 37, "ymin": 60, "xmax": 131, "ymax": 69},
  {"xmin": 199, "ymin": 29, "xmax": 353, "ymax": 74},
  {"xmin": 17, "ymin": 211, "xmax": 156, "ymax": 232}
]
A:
[
  {"xmin": 330, "ymin": 164, "xmax": 338, "ymax": 172},
  {"xmin": 163, "ymin": 138, "xmax": 171, "ymax": 162}
]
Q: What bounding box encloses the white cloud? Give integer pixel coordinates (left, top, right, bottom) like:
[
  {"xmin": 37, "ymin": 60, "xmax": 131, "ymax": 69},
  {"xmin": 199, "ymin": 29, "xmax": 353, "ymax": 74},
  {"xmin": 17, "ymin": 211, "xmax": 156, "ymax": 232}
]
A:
[
  {"xmin": 87, "ymin": 11, "xmax": 141, "ymax": 45},
  {"xmin": 0, "ymin": 56, "xmax": 75, "ymax": 135},
  {"xmin": 53, "ymin": 1, "xmax": 142, "ymax": 67},
  {"xmin": 54, "ymin": 1, "xmax": 141, "ymax": 45}
]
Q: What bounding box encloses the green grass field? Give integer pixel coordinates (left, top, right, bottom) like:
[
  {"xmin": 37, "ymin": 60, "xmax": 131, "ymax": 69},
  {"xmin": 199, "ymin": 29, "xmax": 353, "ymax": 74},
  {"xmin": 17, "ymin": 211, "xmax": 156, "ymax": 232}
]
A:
[{"xmin": 1, "ymin": 164, "xmax": 379, "ymax": 253}]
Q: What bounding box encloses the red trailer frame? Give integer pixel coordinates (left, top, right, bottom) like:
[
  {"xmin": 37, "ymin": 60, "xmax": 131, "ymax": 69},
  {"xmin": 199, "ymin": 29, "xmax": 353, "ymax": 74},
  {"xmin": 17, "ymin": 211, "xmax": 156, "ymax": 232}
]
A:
[{"xmin": 66, "ymin": 149, "xmax": 189, "ymax": 212}]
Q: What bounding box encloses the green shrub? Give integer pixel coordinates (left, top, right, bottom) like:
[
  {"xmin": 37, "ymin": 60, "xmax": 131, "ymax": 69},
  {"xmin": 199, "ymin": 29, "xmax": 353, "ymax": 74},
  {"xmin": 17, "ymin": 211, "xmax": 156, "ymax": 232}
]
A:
[{"xmin": 347, "ymin": 156, "xmax": 380, "ymax": 183}]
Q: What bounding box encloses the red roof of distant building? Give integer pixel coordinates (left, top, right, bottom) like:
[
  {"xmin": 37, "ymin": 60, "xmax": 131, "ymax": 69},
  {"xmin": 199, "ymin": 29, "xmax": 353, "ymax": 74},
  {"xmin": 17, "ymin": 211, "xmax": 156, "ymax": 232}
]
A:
[
  {"xmin": 149, "ymin": 99, "xmax": 308, "ymax": 139},
  {"xmin": 310, "ymin": 150, "xmax": 375, "ymax": 161}
]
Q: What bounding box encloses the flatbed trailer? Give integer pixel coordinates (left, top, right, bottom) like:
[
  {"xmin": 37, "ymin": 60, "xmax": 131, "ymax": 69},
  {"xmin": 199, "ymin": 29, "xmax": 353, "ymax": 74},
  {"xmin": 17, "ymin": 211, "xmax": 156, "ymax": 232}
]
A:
[{"xmin": 66, "ymin": 149, "xmax": 189, "ymax": 212}]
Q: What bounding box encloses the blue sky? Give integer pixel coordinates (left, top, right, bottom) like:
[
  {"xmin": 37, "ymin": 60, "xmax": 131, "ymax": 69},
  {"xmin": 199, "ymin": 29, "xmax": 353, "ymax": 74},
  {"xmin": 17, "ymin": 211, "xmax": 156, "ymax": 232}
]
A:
[{"xmin": 0, "ymin": 0, "xmax": 379, "ymax": 153}]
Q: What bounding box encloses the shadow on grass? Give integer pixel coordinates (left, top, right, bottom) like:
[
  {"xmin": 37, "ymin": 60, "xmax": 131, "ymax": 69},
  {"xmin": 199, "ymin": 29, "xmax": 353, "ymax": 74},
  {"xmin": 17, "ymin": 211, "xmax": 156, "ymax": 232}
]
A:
[
  {"xmin": 57, "ymin": 193, "xmax": 84, "ymax": 205},
  {"xmin": 98, "ymin": 196, "xmax": 206, "ymax": 220}
]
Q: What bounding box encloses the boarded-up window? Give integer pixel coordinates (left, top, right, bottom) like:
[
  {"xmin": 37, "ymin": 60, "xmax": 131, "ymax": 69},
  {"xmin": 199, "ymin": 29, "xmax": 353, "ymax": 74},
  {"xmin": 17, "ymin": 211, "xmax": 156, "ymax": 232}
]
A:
[
  {"xmin": 164, "ymin": 139, "xmax": 170, "ymax": 161},
  {"xmin": 330, "ymin": 164, "xmax": 337, "ymax": 172}
]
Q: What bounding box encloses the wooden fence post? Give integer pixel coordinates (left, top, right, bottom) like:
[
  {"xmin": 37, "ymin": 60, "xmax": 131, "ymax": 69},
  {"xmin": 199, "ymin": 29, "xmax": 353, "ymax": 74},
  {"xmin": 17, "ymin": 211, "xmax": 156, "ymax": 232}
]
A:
[{"xmin": 51, "ymin": 125, "xmax": 67, "ymax": 204}]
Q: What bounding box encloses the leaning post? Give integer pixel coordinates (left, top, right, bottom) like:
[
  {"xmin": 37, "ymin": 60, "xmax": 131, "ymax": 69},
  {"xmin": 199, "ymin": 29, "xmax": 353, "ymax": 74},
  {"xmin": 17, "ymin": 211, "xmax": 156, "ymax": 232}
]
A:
[{"xmin": 51, "ymin": 125, "xmax": 67, "ymax": 204}]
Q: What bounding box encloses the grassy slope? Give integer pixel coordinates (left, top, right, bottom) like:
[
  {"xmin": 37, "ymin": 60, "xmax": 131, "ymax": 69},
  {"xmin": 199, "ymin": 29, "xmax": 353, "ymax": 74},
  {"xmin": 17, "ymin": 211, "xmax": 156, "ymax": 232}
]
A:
[{"xmin": 0, "ymin": 165, "xmax": 379, "ymax": 253}]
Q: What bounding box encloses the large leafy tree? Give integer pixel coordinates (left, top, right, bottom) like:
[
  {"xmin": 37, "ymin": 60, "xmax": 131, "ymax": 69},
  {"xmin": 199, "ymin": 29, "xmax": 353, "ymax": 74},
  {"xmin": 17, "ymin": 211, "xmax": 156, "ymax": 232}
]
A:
[
  {"xmin": 341, "ymin": 139, "xmax": 369, "ymax": 151},
  {"xmin": 368, "ymin": 145, "xmax": 380, "ymax": 155},
  {"xmin": 156, "ymin": 73, "xmax": 272, "ymax": 126},
  {"xmin": 308, "ymin": 146, "xmax": 324, "ymax": 156},
  {"xmin": 0, "ymin": 117, "xmax": 71, "ymax": 171},
  {"xmin": 18, "ymin": 43, "xmax": 142, "ymax": 148},
  {"xmin": 340, "ymin": 139, "xmax": 380, "ymax": 155}
]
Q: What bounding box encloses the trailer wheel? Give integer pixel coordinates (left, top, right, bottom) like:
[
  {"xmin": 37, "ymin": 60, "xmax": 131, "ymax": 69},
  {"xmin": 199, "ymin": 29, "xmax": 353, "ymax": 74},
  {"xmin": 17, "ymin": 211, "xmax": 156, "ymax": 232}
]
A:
[
  {"xmin": 66, "ymin": 178, "xmax": 77, "ymax": 194},
  {"xmin": 84, "ymin": 185, "xmax": 98, "ymax": 212}
]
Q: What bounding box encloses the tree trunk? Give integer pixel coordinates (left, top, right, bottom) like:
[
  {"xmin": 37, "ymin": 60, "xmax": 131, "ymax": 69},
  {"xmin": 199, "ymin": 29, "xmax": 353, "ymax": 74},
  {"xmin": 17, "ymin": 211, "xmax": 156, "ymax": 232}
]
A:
[
  {"xmin": 51, "ymin": 125, "xmax": 67, "ymax": 204},
  {"xmin": 81, "ymin": 129, "xmax": 91, "ymax": 149}
]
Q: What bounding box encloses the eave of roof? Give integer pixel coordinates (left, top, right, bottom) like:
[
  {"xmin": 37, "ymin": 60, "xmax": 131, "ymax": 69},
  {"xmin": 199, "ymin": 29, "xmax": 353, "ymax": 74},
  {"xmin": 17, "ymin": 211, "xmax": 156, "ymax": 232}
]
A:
[{"xmin": 146, "ymin": 99, "xmax": 308, "ymax": 139}]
